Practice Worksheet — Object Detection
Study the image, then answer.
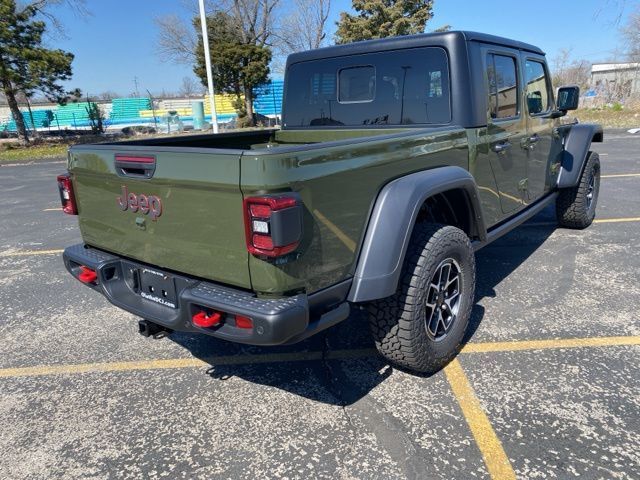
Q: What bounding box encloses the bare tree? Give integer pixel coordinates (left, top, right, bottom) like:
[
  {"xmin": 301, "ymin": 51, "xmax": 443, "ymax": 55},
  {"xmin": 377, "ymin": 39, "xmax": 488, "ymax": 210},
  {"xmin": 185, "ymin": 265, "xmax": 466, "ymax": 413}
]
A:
[
  {"xmin": 154, "ymin": 14, "xmax": 197, "ymax": 64},
  {"xmin": 178, "ymin": 76, "xmax": 202, "ymax": 98},
  {"xmin": 97, "ymin": 90, "xmax": 119, "ymax": 101},
  {"xmin": 25, "ymin": 0, "xmax": 90, "ymax": 37},
  {"xmin": 226, "ymin": 0, "xmax": 279, "ymax": 46},
  {"xmin": 594, "ymin": 0, "xmax": 628, "ymax": 25},
  {"xmin": 275, "ymin": 0, "xmax": 330, "ymax": 54},
  {"xmin": 154, "ymin": 0, "xmax": 279, "ymax": 61},
  {"xmin": 551, "ymin": 48, "xmax": 591, "ymax": 90},
  {"xmin": 155, "ymin": 0, "xmax": 280, "ymax": 124},
  {"xmin": 621, "ymin": 5, "xmax": 640, "ymax": 61}
]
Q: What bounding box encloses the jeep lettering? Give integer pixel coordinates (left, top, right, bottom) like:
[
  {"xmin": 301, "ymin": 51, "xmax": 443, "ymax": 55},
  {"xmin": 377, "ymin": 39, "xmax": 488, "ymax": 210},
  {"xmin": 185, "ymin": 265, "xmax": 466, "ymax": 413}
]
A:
[{"xmin": 117, "ymin": 185, "xmax": 162, "ymax": 220}]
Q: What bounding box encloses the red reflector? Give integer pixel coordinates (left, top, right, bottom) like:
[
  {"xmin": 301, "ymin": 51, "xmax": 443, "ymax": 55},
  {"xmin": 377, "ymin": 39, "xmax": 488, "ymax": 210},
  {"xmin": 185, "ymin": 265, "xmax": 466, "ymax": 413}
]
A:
[
  {"xmin": 235, "ymin": 315, "xmax": 253, "ymax": 329},
  {"xmin": 249, "ymin": 204, "xmax": 272, "ymax": 218},
  {"xmin": 192, "ymin": 311, "xmax": 222, "ymax": 328},
  {"xmin": 252, "ymin": 234, "xmax": 273, "ymax": 250},
  {"xmin": 78, "ymin": 266, "xmax": 97, "ymax": 284}
]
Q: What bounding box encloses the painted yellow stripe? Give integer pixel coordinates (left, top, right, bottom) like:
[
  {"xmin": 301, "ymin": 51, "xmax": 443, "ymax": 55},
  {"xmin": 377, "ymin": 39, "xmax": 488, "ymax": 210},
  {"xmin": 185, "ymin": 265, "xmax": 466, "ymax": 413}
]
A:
[
  {"xmin": 462, "ymin": 335, "xmax": 640, "ymax": 354},
  {"xmin": 313, "ymin": 209, "xmax": 357, "ymax": 252},
  {"xmin": 0, "ymin": 349, "xmax": 379, "ymax": 379},
  {"xmin": 1, "ymin": 336, "xmax": 638, "ymax": 380},
  {"xmin": 523, "ymin": 217, "xmax": 640, "ymax": 228},
  {"xmin": 0, "ymin": 357, "xmax": 207, "ymax": 378},
  {"xmin": 444, "ymin": 359, "xmax": 516, "ymax": 480},
  {"xmin": 594, "ymin": 217, "xmax": 640, "ymax": 224},
  {"xmin": 601, "ymin": 173, "xmax": 640, "ymax": 178},
  {"xmin": 43, "ymin": 208, "xmax": 61, "ymax": 211},
  {"xmin": 0, "ymin": 249, "xmax": 64, "ymax": 257}
]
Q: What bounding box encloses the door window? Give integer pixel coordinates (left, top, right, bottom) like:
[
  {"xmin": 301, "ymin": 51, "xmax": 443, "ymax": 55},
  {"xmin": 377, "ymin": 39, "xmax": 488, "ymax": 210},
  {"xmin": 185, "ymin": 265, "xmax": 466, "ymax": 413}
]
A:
[
  {"xmin": 525, "ymin": 60, "xmax": 551, "ymax": 115},
  {"xmin": 486, "ymin": 54, "xmax": 519, "ymax": 119}
]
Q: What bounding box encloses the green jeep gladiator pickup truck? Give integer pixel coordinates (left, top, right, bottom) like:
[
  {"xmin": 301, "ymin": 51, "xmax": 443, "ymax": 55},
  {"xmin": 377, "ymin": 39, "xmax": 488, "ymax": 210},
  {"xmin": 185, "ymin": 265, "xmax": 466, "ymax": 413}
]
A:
[{"xmin": 59, "ymin": 31, "xmax": 602, "ymax": 373}]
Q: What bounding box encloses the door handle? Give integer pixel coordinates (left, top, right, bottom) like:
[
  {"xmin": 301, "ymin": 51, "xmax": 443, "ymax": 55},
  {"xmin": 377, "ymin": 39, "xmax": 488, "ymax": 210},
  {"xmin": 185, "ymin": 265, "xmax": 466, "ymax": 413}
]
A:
[
  {"xmin": 521, "ymin": 134, "xmax": 540, "ymax": 150},
  {"xmin": 492, "ymin": 141, "xmax": 511, "ymax": 153}
]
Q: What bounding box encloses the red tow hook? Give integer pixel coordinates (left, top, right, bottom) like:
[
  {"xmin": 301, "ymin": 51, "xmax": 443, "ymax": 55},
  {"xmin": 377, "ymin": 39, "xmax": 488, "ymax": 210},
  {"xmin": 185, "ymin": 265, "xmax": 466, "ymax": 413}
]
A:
[
  {"xmin": 192, "ymin": 311, "xmax": 222, "ymax": 328},
  {"xmin": 78, "ymin": 266, "xmax": 98, "ymax": 284}
]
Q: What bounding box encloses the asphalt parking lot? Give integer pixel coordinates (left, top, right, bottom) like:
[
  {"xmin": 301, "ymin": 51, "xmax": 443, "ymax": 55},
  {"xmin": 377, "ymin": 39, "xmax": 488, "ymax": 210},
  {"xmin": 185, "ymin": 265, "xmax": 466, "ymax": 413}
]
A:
[{"xmin": 0, "ymin": 130, "xmax": 638, "ymax": 480}]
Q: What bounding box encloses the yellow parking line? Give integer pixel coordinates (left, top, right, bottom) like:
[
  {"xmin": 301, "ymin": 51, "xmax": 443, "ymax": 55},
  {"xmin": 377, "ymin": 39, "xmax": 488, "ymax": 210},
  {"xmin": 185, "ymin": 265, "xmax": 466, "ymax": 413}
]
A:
[
  {"xmin": 0, "ymin": 349, "xmax": 378, "ymax": 379},
  {"xmin": 0, "ymin": 357, "xmax": 207, "ymax": 379},
  {"xmin": 523, "ymin": 217, "xmax": 640, "ymax": 227},
  {"xmin": 594, "ymin": 217, "xmax": 640, "ymax": 224},
  {"xmin": 601, "ymin": 173, "xmax": 640, "ymax": 178},
  {"xmin": 1, "ymin": 336, "xmax": 637, "ymax": 380},
  {"xmin": 461, "ymin": 335, "xmax": 640, "ymax": 354},
  {"xmin": 444, "ymin": 359, "xmax": 516, "ymax": 480},
  {"xmin": 0, "ymin": 249, "xmax": 64, "ymax": 257},
  {"xmin": 313, "ymin": 209, "xmax": 357, "ymax": 252}
]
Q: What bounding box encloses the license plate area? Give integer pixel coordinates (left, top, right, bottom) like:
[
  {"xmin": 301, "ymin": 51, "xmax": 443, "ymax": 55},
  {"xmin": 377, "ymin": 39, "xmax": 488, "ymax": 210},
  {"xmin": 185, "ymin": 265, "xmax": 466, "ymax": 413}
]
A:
[{"xmin": 138, "ymin": 267, "xmax": 178, "ymax": 309}]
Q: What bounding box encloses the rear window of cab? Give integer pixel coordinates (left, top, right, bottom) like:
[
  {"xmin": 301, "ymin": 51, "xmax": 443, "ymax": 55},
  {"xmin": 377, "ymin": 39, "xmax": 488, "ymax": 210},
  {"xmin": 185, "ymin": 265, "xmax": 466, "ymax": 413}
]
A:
[{"xmin": 284, "ymin": 47, "xmax": 451, "ymax": 127}]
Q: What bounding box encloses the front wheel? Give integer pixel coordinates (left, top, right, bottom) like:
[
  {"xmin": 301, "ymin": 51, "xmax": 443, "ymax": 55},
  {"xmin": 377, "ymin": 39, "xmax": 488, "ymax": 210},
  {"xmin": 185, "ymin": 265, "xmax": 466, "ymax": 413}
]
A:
[
  {"xmin": 556, "ymin": 152, "xmax": 600, "ymax": 229},
  {"xmin": 367, "ymin": 223, "xmax": 475, "ymax": 374}
]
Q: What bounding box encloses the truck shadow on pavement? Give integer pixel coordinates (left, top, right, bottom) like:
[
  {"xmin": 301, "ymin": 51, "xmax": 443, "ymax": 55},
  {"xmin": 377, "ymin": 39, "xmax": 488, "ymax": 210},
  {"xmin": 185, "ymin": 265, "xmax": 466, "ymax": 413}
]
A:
[{"xmin": 168, "ymin": 209, "xmax": 558, "ymax": 406}]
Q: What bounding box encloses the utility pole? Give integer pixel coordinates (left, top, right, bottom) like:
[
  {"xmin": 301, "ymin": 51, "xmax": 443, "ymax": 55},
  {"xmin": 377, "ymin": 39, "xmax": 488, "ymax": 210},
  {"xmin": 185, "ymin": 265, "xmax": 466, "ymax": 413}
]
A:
[
  {"xmin": 134, "ymin": 76, "xmax": 139, "ymax": 98},
  {"xmin": 198, "ymin": 0, "xmax": 219, "ymax": 133}
]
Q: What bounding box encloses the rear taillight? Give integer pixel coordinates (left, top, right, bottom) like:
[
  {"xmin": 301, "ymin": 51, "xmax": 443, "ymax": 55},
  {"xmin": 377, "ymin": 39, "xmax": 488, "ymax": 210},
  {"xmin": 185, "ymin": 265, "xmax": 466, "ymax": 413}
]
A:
[
  {"xmin": 57, "ymin": 173, "xmax": 77, "ymax": 215},
  {"xmin": 243, "ymin": 194, "xmax": 303, "ymax": 258}
]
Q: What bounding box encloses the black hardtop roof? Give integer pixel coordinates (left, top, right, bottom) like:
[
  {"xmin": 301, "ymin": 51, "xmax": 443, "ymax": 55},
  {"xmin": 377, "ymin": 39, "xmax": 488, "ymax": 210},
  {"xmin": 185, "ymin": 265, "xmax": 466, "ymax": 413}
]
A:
[{"xmin": 286, "ymin": 30, "xmax": 544, "ymax": 65}]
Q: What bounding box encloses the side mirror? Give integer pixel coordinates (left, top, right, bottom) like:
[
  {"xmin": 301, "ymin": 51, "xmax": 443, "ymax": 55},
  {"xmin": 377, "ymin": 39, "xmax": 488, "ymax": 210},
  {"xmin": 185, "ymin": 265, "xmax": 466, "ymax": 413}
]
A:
[{"xmin": 557, "ymin": 85, "xmax": 580, "ymax": 112}]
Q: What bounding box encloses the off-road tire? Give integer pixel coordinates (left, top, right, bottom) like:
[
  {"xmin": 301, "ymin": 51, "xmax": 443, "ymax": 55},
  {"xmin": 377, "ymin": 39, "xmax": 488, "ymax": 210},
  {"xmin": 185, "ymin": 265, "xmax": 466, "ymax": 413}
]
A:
[
  {"xmin": 367, "ymin": 223, "xmax": 475, "ymax": 374},
  {"xmin": 556, "ymin": 152, "xmax": 600, "ymax": 229}
]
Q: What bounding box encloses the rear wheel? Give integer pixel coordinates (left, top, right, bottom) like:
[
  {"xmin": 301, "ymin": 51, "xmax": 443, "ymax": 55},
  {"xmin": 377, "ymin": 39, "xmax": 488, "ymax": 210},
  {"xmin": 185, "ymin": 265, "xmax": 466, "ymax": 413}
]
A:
[
  {"xmin": 367, "ymin": 223, "xmax": 475, "ymax": 373},
  {"xmin": 556, "ymin": 152, "xmax": 600, "ymax": 229}
]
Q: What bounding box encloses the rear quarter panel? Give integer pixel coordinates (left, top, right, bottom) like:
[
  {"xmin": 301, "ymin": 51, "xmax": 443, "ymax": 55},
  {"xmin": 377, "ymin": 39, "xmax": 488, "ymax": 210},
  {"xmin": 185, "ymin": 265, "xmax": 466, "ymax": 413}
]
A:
[{"xmin": 241, "ymin": 127, "xmax": 469, "ymax": 294}]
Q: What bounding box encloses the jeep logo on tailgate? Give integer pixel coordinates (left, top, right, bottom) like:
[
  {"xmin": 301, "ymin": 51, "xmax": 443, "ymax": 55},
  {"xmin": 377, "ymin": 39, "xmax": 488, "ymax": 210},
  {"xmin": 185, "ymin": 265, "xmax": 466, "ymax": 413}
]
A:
[{"xmin": 117, "ymin": 185, "xmax": 162, "ymax": 220}]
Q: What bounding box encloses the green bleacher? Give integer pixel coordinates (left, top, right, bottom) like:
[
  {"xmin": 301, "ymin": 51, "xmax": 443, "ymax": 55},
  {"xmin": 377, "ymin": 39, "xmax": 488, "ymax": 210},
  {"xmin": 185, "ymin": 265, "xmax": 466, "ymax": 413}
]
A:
[
  {"xmin": 109, "ymin": 97, "xmax": 152, "ymax": 121},
  {"xmin": 3, "ymin": 109, "xmax": 54, "ymax": 131},
  {"xmin": 53, "ymin": 102, "xmax": 95, "ymax": 127}
]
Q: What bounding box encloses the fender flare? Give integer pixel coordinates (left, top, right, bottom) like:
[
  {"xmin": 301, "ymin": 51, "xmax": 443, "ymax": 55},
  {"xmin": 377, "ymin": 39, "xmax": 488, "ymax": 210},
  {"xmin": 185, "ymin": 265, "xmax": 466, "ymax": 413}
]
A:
[
  {"xmin": 347, "ymin": 166, "xmax": 486, "ymax": 303},
  {"xmin": 557, "ymin": 124, "xmax": 603, "ymax": 188}
]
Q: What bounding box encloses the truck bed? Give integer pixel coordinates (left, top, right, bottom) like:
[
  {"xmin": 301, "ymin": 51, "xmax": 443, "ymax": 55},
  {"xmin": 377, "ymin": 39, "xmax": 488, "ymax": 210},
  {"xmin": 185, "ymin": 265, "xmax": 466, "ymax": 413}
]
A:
[
  {"xmin": 69, "ymin": 126, "xmax": 469, "ymax": 295},
  {"xmin": 98, "ymin": 128, "xmax": 411, "ymax": 151}
]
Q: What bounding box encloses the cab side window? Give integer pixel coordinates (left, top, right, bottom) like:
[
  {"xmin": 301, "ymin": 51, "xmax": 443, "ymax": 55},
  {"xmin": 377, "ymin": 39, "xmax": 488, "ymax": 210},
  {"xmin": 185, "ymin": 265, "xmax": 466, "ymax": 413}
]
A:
[
  {"xmin": 486, "ymin": 53, "xmax": 518, "ymax": 119},
  {"xmin": 525, "ymin": 60, "xmax": 551, "ymax": 115}
]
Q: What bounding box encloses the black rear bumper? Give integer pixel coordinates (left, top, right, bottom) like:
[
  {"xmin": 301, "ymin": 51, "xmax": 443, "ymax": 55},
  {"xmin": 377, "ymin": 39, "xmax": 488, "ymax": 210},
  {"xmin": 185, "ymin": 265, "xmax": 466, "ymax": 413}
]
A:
[{"xmin": 63, "ymin": 244, "xmax": 350, "ymax": 345}]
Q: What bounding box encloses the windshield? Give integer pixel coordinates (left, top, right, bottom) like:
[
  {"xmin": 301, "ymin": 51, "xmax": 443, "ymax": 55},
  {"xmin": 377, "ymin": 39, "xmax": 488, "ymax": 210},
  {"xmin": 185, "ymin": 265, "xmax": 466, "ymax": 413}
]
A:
[{"xmin": 283, "ymin": 47, "xmax": 451, "ymax": 128}]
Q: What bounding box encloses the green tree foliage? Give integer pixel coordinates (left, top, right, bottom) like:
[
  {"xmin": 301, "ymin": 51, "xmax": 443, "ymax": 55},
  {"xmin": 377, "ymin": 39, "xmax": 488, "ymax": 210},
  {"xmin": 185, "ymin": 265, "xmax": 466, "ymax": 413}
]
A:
[
  {"xmin": 335, "ymin": 0, "xmax": 434, "ymax": 44},
  {"xmin": 0, "ymin": 0, "xmax": 77, "ymax": 142},
  {"xmin": 193, "ymin": 12, "xmax": 271, "ymax": 127},
  {"xmin": 84, "ymin": 96, "xmax": 105, "ymax": 134}
]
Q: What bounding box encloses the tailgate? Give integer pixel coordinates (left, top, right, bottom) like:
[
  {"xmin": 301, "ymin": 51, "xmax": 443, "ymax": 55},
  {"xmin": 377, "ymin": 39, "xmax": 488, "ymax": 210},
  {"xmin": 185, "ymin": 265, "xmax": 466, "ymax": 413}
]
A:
[{"xmin": 68, "ymin": 147, "xmax": 250, "ymax": 289}]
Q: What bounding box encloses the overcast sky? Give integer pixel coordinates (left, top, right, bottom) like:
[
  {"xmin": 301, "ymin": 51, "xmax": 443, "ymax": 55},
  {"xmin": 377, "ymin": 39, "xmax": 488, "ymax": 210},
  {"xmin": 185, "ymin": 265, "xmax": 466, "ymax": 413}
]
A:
[{"xmin": 45, "ymin": 0, "xmax": 637, "ymax": 97}]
